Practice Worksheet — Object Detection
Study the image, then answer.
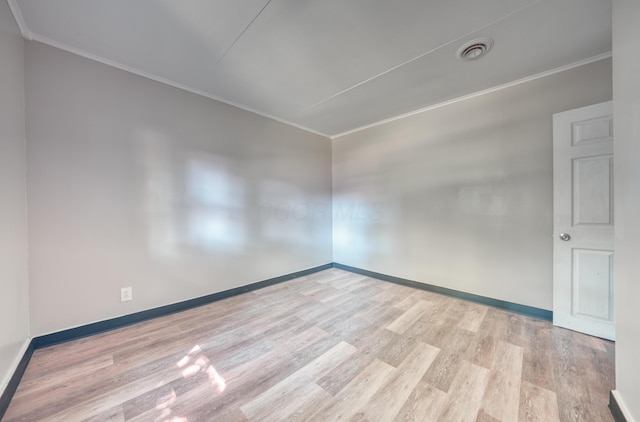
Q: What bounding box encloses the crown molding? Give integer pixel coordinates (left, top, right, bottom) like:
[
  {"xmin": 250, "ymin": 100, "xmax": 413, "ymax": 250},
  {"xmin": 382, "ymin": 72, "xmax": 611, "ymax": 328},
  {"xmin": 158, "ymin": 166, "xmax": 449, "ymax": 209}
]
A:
[
  {"xmin": 6, "ymin": 0, "xmax": 32, "ymax": 40},
  {"xmin": 331, "ymin": 51, "xmax": 613, "ymax": 139},
  {"xmin": 30, "ymin": 34, "xmax": 331, "ymax": 138}
]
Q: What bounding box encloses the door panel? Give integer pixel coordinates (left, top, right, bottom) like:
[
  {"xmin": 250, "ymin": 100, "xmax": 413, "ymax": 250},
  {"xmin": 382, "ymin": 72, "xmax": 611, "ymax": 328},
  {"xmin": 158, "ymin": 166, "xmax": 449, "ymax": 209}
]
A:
[
  {"xmin": 571, "ymin": 115, "xmax": 613, "ymax": 146},
  {"xmin": 553, "ymin": 101, "xmax": 615, "ymax": 340},
  {"xmin": 573, "ymin": 155, "xmax": 613, "ymax": 226},
  {"xmin": 572, "ymin": 248, "xmax": 614, "ymax": 321}
]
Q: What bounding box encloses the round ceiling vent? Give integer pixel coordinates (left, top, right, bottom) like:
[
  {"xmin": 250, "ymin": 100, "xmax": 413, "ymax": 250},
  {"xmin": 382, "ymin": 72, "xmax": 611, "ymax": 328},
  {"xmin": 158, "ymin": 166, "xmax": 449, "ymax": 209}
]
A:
[{"xmin": 456, "ymin": 38, "xmax": 494, "ymax": 61}]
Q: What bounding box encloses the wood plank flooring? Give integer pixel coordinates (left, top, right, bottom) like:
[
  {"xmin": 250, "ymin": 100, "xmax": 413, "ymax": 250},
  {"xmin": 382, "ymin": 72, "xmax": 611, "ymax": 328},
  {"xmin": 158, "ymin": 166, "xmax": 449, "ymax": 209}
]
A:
[{"xmin": 3, "ymin": 269, "xmax": 615, "ymax": 421}]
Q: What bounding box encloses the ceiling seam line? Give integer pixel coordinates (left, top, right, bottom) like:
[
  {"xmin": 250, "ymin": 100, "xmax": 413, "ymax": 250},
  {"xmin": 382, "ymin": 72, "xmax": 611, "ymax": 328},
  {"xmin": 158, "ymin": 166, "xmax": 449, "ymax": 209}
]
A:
[
  {"xmin": 217, "ymin": 0, "xmax": 273, "ymax": 64},
  {"xmin": 302, "ymin": 0, "xmax": 542, "ymax": 112},
  {"xmin": 330, "ymin": 51, "xmax": 612, "ymax": 139}
]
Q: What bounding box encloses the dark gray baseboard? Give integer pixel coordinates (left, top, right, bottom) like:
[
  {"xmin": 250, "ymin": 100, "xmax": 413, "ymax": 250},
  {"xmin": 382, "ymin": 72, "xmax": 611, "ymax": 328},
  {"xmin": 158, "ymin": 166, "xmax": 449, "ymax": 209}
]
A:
[
  {"xmin": 609, "ymin": 391, "xmax": 629, "ymax": 422},
  {"xmin": 0, "ymin": 340, "xmax": 34, "ymax": 421},
  {"xmin": 0, "ymin": 262, "xmax": 332, "ymax": 418},
  {"xmin": 332, "ymin": 262, "xmax": 553, "ymax": 321}
]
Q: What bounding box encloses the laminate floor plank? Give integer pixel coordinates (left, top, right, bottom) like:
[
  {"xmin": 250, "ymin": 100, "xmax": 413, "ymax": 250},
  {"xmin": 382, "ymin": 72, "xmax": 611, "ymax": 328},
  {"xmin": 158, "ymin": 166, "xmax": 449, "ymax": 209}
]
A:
[
  {"xmin": 457, "ymin": 303, "xmax": 489, "ymax": 333},
  {"xmin": 421, "ymin": 349, "xmax": 464, "ymax": 393},
  {"xmin": 83, "ymin": 404, "xmax": 126, "ymax": 422},
  {"xmin": 436, "ymin": 360, "xmax": 490, "ymax": 422},
  {"xmin": 351, "ymin": 299, "xmax": 403, "ymax": 327},
  {"xmin": 316, "ymin": 328, "xmax": 398, "ymax": 396},
  {"xmin": 520, "ymin": 323, "xmax": 556, "ymax": 391},
  {"xmin": 369, "ymin": 288, "xmax": 403, "ymax": 306},
  {"xmin": 393, "ymin": 291, "xmax": 427, "ymax": 311},
  {"xmin": 13, "ymin": 354, "xmax": 114, "ymax": 400},
  {"xmin": 479, "ymin": 340, "xmax": 524, "ymax": 422},
  {"xmin": 38, "ymin": 364, "xmax": 183, "ymax": 422},
  {"xmin": 385, "ymin": 300, "xmax": 433, "ymax": 334},
  {"xmin": 341, "ymin": 308, "xmax": 404, "ymax": 349},
  {"xmin": 392, "ymin": 381, "xmax": 447, "ymax": 422},
  {"xmin": 326, "ymin": 274, "xmax": 368, "ymax": 291},
  {"xmin": 519, "ymin": 380, "xmax": 561, "ymax": 422},
  {"xmin": 355, "ymin": 342, "xmax": 440, "ymax": 421},
  {"xmin": 300, "ymin": 281, "xmax": 337, "ymax": 297},
  {"xmin": 552, "ymin": 328, "xmax": 615, "ymax": 422},
  {"xmin": 9, "ymin": 350, "xmax": 184, "ymax": 421},
  {"xmin": 470, "ymin": 308, "xmax": 511, "ymax": 369},
  {"xmin": 281, "ymin": 383, "xmax": 333, "ymax": 422},
  {"xmin": 239, "ymin": 341, "xmax": 356, "ymax": 421},
  {"xmin": 3, "ymin": 269, "xmax": 615, "ymax": 422},
  {"xmin": 476, "ymin": 410, "xmax": 502, "ymax": 422},
  {"xmin": 254, "ymin": 382, "xmax": 328, "ymax": 422},
  {"xmin": 376, "ymin": 329, "xmax": 420, "ymax": 368},
  {"xmin": 307, "ymin": 358, "xmax": 395, "ymax": 421}
]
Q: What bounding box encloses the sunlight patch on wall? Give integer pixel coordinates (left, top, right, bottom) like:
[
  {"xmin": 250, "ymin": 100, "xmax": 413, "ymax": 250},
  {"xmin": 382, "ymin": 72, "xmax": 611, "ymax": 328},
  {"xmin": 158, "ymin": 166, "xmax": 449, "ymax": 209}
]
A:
[
  {"xmin": 186, "ymin": 154, "xmax": 245, "ymax": 253},
  {"xmin": 258, "ymin": 180, "xmax": 307, "ymax": 244},
  {"xmin": 332, "ymin": 195, "xmax": 386, "ymax": 264}
]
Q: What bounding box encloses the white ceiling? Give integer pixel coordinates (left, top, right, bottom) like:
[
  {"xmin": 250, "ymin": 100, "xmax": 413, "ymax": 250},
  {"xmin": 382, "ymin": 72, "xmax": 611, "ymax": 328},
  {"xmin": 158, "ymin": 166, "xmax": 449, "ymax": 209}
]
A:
[{"xmin": 8, "ymin": 0, "xmax": 611, "ymax": 137}]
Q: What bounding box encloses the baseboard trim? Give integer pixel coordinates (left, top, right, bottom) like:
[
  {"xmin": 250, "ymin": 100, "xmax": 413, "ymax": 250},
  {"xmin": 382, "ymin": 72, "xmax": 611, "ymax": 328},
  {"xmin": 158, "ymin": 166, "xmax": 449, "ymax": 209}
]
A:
[
  {"xmin": 33, "ymin": 263, "xmax": 333, "ymax": 349},
  {"xmin": 610, "ymin": 390, "xmax": 632, "ymax": 422},
  {"xmin": 332, "ymin": 263, "xmax": 553, "ymax": 321},
  {"xmin": 0, "ymin": 339, "xmax": 35, "ymax": 421}
]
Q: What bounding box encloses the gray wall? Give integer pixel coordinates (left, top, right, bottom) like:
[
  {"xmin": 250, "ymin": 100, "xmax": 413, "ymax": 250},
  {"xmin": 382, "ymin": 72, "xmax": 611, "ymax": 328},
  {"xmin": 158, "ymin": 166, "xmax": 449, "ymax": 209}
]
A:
[
  {"xmin": 333, "ymin": 58, "xmax": 612, "ymax": 311},
  {"xmin": 25, "ymin": 42, "xmax": 332, "ymax": 336},
  {"xmin": 613, "ymin": 0, "xmax": 640, "ymax": 419},
  {"xmin": 0, "ymin": 2, "xmax": 30, "ymax": 392}
]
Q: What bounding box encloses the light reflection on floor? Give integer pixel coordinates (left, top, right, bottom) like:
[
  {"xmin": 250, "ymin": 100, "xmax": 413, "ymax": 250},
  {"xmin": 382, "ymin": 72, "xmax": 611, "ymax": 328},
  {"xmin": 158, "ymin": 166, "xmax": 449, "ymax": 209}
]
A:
[{"xmin": 153, "ymin": 344, "xmax": 227, "ymax": 422}]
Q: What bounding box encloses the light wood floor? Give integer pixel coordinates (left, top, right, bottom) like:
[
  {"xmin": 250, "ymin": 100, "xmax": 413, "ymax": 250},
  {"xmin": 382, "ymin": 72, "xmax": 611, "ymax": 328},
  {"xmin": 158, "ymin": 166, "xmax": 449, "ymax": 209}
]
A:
[{"xmin": 4, "ymin": 269, "xmax": 615, "ymax": 421}]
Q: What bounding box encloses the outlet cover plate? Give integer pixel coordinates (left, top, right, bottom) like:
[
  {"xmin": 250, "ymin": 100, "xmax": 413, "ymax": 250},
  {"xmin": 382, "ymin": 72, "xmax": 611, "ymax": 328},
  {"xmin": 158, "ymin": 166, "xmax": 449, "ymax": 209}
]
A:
[{"xmin": 121, "ymin": 287, "xmax": 132, "ymax": 302}]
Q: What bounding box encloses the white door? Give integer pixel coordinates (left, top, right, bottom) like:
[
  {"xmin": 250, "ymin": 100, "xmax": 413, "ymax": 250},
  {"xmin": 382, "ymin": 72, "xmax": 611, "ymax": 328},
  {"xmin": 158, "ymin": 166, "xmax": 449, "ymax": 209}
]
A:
[{"xmin": 553, "ymin": 101, "xmax": 614, "ymax": 340}]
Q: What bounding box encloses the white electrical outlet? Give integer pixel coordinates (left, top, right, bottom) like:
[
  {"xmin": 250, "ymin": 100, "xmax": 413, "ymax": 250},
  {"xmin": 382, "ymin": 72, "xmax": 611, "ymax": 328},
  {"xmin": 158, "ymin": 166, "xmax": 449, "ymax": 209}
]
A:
[{"xmin": 120, "ymin": 287, "xmax": 133, "ymax": 302}]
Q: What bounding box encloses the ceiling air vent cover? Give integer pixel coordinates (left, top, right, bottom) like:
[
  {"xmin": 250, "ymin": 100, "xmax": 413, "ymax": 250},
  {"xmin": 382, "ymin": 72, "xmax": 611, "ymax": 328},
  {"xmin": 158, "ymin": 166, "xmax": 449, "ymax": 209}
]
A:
[{"xmin": 456, "ymin": 38, "xmax": 494, "ymax": 61}]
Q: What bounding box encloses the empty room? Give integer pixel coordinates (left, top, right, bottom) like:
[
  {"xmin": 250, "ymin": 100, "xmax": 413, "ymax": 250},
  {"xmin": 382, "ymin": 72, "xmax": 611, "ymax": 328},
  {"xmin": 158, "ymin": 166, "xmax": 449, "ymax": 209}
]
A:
[{"xmin": 1, "ymin": 0, "xmax": 639, "ymax": 421}]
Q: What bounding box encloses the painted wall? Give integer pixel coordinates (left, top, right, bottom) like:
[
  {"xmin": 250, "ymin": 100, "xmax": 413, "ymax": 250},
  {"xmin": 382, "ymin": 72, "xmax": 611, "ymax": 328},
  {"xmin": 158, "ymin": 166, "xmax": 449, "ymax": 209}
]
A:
[
  {"xmin": 333, "ymin": 59, "xmax": 612, "ymax": 311},
  {"xmin": 0, "ymin": 1, "xmax": 30, "ymax": 393},
  {"xmin": 25, "ymin": 42, "xmax": 332, "ymax": 336},
  {"xmin": 612, "ymin": 0, "xmax": 640, "ymax": 419}
]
